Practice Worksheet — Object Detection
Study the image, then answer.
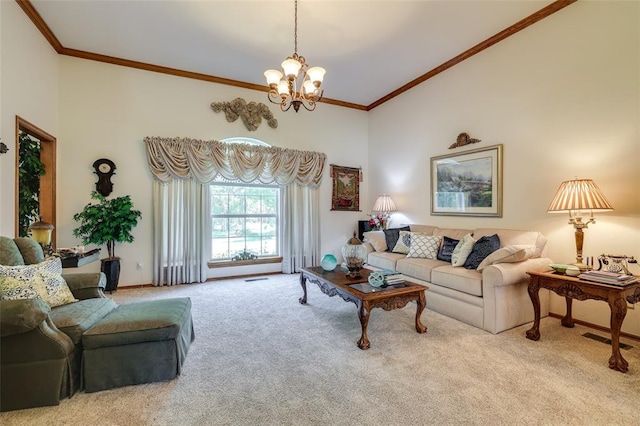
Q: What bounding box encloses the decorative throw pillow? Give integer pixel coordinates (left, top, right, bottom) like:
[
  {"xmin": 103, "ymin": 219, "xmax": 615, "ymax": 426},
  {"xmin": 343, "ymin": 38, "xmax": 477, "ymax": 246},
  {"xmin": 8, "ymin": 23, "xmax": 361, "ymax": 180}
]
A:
[
  {"xmin": 0, "ymin": 275, "xmax": 47, "ymax": 301},
  {"xmin": 407, "ymin": 235, "xmax": 441, "ymax": 259},
  {"xmin": 476, "ymin": 245, "xmax": 537, "ymax": 271},
  {"xmin": 392, "ymin": 231, "xmax": 413, "ymax": 254},
  {"xmin": 437, "ymin": 236, "xmax": 460, "ymax": 262},
  {"xmin": 383, "ymin": 226, "xmax": 410, "ymax": 252},
  {"xmin": 464, "ymin": 234, "xmax": 501, "ymax": 270},
  {"xmin": 0, "ymin": 258, "xmax": 76, "ymax": 307},
  {"xmin": 363, "ymin": 231, "xmax": 387, "ymax": 252},
  {"xmin": 451, "ymin": 234, "xmax": 476, "ymax": 267},
  {"xmin": 39, "ymin": 270, "xmax": 76, "ymax": 307}
]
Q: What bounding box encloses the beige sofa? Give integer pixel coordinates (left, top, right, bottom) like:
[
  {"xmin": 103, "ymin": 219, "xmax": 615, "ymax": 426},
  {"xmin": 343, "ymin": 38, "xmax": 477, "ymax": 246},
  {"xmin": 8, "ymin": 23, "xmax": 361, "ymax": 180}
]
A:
[{"xmin": 363, "ymin": 225, "xmax": 552, "ymax": 334}]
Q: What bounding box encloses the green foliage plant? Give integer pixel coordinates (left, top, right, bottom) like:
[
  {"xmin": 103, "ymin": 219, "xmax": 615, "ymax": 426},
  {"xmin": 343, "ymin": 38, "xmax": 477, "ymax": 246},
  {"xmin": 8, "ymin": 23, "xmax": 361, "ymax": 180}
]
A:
[
  {"xmin": 73, "ymin": 191, "xmax": 142, "ymax": 259},
  {"xmin": 18, "ymin": 132, "xmax": 46, "ymax": 237}
]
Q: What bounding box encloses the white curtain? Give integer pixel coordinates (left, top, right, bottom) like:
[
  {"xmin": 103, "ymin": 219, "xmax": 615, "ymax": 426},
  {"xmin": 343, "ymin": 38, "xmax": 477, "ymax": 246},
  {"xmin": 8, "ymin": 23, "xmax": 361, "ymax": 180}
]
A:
[
  {"xmin": 281, "ymin": 184, "xmax": 321, "ymax": 273},
  {"xmin": 146, "ymin": 136, "xmax": 326, "ymax": 282},
  {"xmin": 152, "ymin": 179, "xmax": 211, "ymax": 285}
]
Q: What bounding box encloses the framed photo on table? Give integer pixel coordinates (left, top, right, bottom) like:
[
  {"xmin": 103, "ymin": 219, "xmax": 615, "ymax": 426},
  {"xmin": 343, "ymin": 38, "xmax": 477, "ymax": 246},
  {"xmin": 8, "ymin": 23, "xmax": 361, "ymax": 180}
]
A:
[{"xmin": 430, "ymin": 144, "xmax": 503, "ymax": 217}]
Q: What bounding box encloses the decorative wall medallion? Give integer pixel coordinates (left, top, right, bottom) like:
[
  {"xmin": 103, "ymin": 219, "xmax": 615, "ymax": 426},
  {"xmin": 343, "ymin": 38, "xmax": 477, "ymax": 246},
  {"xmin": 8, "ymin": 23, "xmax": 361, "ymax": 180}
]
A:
[
  {"xmin": 449, "ymin": 132, "xmax": 481, "ymax": 149},
  {"xmin": 211, "ymin": 98, "xmax": 278, "ymax": 131}
]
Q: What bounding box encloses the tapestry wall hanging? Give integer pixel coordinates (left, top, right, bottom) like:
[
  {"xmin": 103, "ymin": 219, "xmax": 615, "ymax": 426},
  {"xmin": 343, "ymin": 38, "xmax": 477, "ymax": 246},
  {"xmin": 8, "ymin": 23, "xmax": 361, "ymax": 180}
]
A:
[{"xmin": 330, "ymin": 164, "xmax": 362, "ymax": 211}]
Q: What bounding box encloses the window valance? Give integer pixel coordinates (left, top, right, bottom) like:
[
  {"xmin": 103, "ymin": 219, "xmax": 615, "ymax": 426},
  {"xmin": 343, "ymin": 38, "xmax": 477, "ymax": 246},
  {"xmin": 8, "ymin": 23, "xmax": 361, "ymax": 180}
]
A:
[{"xmin": 144, "ymin": 137, "xmax": 326, "ymax": 187}]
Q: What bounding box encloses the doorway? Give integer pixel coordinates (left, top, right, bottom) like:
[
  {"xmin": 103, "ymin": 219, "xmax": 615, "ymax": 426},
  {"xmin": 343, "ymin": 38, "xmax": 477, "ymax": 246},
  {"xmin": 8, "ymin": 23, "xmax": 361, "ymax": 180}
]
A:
[{"xmin": 15, "ymin": 116, "xmax": 57, "ymax": 247}]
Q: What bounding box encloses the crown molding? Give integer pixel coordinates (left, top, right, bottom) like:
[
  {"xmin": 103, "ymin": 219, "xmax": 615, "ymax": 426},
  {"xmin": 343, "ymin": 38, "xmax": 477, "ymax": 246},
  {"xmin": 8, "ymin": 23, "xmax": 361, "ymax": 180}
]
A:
[{"xmin": 16, "ymin": 0, "xmax": 576, "ymax": 112}]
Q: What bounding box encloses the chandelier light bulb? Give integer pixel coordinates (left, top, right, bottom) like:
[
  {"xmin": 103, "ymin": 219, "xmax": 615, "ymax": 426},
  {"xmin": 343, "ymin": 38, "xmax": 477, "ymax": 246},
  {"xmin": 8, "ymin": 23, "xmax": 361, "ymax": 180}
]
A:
[
  {"xmin": 281, "ymin": 58, "xmax": 302, "ymax": 78},
  {"xmin": 264, "ymin": 69, "xmax": 283, "ymax": 87},
  {"xmin": 302, "ymin": 80, "xmax": 316, "ymax": 95},
  {"xmin": 277, "ymin": 80, "xmax": 289, "ymax": 96},
  {"xmin": 306, "ymin": 67, "xmax": 326, "ymax": 85}
]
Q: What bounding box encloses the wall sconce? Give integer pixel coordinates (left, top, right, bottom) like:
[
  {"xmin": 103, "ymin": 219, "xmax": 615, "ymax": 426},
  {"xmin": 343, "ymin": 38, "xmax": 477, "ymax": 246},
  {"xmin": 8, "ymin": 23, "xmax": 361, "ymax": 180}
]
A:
[
  {"xmin": 547, "ymin": 178, "xmax": 613, "ymax": 270},
  {"xmin": 29, "ymin": 216, "xmax": 54, "ymax": 255}
]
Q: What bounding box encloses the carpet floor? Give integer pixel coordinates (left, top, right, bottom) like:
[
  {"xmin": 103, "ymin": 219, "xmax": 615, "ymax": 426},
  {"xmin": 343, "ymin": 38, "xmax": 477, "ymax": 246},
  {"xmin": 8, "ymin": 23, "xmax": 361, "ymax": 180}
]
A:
[{"xmin": 2, "ymin": 273, "xmax": 639, "ymax": 425}]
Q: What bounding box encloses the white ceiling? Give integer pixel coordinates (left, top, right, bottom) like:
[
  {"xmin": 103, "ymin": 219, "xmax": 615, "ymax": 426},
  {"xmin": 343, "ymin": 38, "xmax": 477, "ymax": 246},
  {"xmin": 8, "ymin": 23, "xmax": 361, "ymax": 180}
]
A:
[{"xmin": 30, "ymin": 0, "xmax": 558, "ymax": 108}]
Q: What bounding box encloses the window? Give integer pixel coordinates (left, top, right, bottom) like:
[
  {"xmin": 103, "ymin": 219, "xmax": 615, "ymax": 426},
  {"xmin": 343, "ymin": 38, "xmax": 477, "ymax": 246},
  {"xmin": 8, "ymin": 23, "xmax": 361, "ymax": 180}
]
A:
[{"xmin": 210, "ymin": 137, "xmax": 280, "ymax": 262}]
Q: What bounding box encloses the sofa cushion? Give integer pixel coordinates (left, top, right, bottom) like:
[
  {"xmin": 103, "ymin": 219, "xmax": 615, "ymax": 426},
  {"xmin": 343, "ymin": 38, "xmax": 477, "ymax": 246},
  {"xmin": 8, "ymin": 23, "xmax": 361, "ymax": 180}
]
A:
[
  {"xmin": 0, "ymin": 275, "xmax": 48, "ymax": 301},
  {"xmin": 383, "ymin": 226, "xmax": 410, "ymax": 253},
  {"xmin": 451, "ymin": 234, "xmax": 476, "ymax": 267},
  {"xmin": 14, "ymin": 238, "xmax": 45, "ymax": 265},
  {"xmin": 464, "ymin": 234, "xmax": 501, "ymax": 270},
  {"xmin": 0, "ymin": 237, "xmax": 25, "ymax": 266},
  {"xmin": 473, "ymin": 228, "xmax": 545, "ymax": 256},
  {"xmin": 396, "ymin": 258, "xmax": 447, "ymax": 282},
  {"xmin": 367, "ymin": 251, "xmax": 406, "ymax": 271},
  {"xmin": 437, "ymin": 236, "xmax": 459, "ymax": 262},
  {"xmin": 407, "ymin": 235, "xmax": 441, "ymax": 259},
  {"xmin": 363, "ymin": 231, "xmax": 387, "ymax": 252},
  {"xmin": 50, "ymin": 297, "xmax": 118, "ymax": 344},
  {"xmin": 433, "ymin": 228, "xmax": 473, "ymax": 241},
  {"xmin": 431, "ymin": 265, "xmax": 483, "ymax": 297},
  {"xmin": 409, "ymin": 224, "xmax": 438, "ymax": 235},
  {"xmin": 476, "ymin": 244, "xmax": 536, "ymax": 271}
]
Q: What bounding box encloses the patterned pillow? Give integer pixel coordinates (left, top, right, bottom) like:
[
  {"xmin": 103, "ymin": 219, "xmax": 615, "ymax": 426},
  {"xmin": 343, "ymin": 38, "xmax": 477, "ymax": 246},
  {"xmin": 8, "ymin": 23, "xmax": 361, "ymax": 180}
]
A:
[
  {"xmin": 0, "ymin": 275, "xmax": 47, "ymax": 301},
  {"xmin": 392, "ymin": 231, "xmax": 413, "ymax": 254},
  {"xmin": 451, "ymin": 234, "xmax": 476, "ymax": 267},
  {"xmin": 0, "ymin": 258, "xmax": 76, "ymax": 307},
  {"xmin": 437, "ymin": 236, "xmax": 459, "ymax": 262},
  {"xmin": 383, "ymin": 226, "xmax": 410, "ymax": 252},
  {"xmin": 407, "ymin": 235, "xmax": 441, "ymax": 259},
  {"xmin": 464, "ymin": 234, "xmax": 501, "ymax": 270}
]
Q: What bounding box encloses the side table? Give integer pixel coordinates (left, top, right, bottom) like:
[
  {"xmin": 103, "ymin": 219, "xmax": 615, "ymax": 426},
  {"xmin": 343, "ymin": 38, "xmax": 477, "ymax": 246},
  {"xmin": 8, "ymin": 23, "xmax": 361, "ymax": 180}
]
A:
[{"xmin": 526, "ymin": 270, "xmax": 640, "ymax": 373}]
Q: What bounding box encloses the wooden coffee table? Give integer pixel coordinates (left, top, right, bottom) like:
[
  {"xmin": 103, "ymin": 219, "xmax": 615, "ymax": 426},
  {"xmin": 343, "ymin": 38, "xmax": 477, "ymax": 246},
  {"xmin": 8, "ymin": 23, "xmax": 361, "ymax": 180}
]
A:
[{"xmin": 299, "ymin": 266, "xmax": 428, "ymax": 350}]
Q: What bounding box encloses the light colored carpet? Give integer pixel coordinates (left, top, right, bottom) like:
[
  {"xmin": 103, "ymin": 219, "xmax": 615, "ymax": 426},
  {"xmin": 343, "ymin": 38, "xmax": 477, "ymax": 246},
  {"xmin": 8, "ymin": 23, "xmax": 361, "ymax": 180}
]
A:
[{"xmin": 2, "ymin": 273, "xmax": 639, "ymax": 425}]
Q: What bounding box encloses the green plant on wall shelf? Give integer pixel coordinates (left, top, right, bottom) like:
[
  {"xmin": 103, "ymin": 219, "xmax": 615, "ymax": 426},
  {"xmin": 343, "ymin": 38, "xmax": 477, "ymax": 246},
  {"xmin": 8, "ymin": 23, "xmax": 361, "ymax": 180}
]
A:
[
  {"xmin": 18, "ymin": 132, "xmax": 46, "ymax": 237},
  {"xmin": 72, "ymin": 191, "xmax": 142, "ymax": 259}
]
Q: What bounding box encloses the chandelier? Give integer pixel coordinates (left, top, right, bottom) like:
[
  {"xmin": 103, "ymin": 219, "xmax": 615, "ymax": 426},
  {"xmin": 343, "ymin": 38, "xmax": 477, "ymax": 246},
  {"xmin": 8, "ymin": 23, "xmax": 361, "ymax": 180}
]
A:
[{"xmin": 264, "ymin": 0, "xmax": 326, "ymax": 112}]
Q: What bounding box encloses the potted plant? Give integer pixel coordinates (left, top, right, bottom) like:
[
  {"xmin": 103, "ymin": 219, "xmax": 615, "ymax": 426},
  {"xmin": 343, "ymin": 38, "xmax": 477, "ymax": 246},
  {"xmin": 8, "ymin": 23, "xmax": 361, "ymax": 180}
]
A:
[{"xmin": 73, "ymin": 191, "xmax": 142, "ymax": 292}]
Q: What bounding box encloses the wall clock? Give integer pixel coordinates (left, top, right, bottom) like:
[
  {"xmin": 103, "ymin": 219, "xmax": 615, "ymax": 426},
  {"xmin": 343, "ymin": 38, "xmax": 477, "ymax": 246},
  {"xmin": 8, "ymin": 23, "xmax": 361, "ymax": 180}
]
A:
[{"xmin": 93, "ymin": 158, "xmax": 116, "ymax": 196}]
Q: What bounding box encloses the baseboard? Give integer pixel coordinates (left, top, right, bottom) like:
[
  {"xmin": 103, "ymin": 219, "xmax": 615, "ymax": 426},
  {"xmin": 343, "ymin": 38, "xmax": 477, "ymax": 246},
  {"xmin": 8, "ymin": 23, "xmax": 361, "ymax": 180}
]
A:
[{"xmin": 548, "ymin": 312, "xmax": 640, "ymax": 342}]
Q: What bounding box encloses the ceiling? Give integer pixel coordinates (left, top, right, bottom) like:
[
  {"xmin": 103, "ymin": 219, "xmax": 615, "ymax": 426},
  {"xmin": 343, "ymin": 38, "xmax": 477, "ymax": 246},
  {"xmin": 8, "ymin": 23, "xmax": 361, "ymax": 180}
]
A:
[{"xmin": 25, "ymin": 0, "xmax": 570, "ymax": 110}]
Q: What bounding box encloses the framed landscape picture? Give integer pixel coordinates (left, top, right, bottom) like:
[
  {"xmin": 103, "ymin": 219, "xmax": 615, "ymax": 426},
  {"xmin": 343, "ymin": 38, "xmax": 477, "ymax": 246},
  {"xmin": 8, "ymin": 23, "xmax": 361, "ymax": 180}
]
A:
[{"xmin": 430, "ymin": 144, "xmax": 503, "ymax": 217}]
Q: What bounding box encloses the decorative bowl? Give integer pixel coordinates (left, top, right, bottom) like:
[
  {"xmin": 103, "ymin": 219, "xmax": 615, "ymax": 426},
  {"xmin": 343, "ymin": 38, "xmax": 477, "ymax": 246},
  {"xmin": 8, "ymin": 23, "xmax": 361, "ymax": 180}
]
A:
[
  {"xmin": 549, "ymin": 264, "xmax": 572, "ymax": 275},
  {"xmin": 565, "ymin": 266, "xmax": 581, "ymax": 277}
]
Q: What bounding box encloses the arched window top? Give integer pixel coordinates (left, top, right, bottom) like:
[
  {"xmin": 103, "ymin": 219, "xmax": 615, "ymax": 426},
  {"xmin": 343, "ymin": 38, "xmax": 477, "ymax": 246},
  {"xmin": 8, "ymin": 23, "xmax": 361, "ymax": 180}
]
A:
[{"xmin": 221, "ymin": 137, "xmax": 270, "ymax": 147}]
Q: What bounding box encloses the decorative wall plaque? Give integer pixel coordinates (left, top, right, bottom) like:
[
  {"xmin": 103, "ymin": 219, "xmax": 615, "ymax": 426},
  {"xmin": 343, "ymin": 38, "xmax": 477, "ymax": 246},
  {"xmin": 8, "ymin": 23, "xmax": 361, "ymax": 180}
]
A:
[
  {"xmin": 449, "ymin": 132, "xmax": 481, "ymax": 149},
  {"xmin": 211, "ymin": 98, "xmax": 278, "ymax": 131}
]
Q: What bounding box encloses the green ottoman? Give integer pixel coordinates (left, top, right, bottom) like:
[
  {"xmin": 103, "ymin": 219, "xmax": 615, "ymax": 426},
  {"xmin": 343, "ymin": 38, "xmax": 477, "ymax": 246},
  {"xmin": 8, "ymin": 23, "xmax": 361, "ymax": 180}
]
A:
[{"xmin": 82, "ymin": 297, "xmax": 194, "ymax": 392}]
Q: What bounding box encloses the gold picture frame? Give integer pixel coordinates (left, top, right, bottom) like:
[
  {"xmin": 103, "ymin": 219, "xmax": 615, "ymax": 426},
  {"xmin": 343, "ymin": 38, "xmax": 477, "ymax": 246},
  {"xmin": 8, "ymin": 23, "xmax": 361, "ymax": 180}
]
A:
[{"xmin": 430, "ymin": 144, "xmax": 503, "ymax": 217}]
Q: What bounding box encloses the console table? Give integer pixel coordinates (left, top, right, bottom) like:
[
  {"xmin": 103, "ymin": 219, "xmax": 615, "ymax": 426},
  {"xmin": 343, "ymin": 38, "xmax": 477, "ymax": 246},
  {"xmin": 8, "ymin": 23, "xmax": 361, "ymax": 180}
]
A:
[
  {"xmin": 526, "ymin": 270, "xmax": 640, "ymax": 373},
  {"xmin": 59, "ymin": 248, "xmax": 101, "ymax": 268}
]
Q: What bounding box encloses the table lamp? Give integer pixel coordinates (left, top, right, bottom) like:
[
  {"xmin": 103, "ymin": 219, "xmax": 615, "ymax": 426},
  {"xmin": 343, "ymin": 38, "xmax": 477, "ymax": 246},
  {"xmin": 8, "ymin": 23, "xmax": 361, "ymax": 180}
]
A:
[
  {"xmin": 372, "ymin": 194, "xmax": 397, "ymax": 229},
  {"xmin": 29, "ymin": 216, "xmax": 54, "ymax": 255},
  {"xmin": 547, "ymin": 179, "xmax": 613, "ymax": 270}
]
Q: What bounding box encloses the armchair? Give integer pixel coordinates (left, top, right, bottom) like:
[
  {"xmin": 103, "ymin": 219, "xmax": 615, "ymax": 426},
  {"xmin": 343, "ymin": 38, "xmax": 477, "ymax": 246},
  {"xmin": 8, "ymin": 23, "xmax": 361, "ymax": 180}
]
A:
[{"xmin": 0, "ymin": 236, "xmax": 113, "ymax": 412}]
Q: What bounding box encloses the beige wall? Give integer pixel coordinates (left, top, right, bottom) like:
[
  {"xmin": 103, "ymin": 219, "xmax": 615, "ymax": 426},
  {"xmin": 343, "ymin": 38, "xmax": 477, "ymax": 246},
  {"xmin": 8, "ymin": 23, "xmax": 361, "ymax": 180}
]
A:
[
  {"xmin": 368, "ymin": 1, "xmax": 640, "ymax": 335},
  {"xmin": 0, "ymin": 0, "xmax": 59, "ymax": 233}
]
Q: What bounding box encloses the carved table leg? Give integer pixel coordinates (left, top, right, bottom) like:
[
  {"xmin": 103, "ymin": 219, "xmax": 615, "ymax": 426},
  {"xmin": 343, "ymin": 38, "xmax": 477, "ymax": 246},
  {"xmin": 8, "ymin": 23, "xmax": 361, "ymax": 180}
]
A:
[
  {"xmin": 299, "ymin": 273, "xmax": 308, "ymax": 305},
  {"xmin": 415, "ymin": 291, "xmax": 428, "ymax": 334},
  {"xmin": 526, "ymin": 278, "xmax": 541, "ymax": 341},
  {"xmin": 608, "ymin": 297, "xmax": 629, "ymax": 373},
  {"xmin": 561, "ymin": 297, "xmax": 575, "ymax": 328},
  {"xmin": 356, "ymin": 301, "xmax": 371, "ymax": 350}
]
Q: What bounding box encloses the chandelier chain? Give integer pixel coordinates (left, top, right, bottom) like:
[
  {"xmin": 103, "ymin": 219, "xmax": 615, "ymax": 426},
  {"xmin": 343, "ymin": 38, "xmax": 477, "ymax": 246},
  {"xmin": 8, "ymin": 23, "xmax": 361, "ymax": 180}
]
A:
[{"xmin": 294, "ymin": 0, "xmax": 298, "ymax": 54}]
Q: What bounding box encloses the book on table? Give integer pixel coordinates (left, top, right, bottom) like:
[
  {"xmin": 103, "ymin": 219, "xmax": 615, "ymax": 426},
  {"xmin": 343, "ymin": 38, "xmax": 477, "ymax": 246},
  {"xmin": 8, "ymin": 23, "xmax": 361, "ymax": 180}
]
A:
[{"xmin": 578, "ymin": 270, "xmax": 638, "ymax": 286}]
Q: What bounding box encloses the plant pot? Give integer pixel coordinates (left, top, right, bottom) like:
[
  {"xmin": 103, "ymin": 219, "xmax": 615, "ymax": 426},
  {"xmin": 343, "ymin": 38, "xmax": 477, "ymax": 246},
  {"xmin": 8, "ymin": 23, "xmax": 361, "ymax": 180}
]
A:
[{"xmin": 101, "ymin": 257, "xmax": 121, "ymax": 293}]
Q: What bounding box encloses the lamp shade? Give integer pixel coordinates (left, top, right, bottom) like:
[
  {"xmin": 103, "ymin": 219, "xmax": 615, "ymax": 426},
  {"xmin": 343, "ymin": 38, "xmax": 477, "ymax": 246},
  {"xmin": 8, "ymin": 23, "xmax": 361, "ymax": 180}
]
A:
[
  {"xmin": 547, "ymin": 179, "xmax": 613, "ymax": 213},
  {"xmin": 372, "ymin": 194, "xmax": 397, "ymax": 213}
]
